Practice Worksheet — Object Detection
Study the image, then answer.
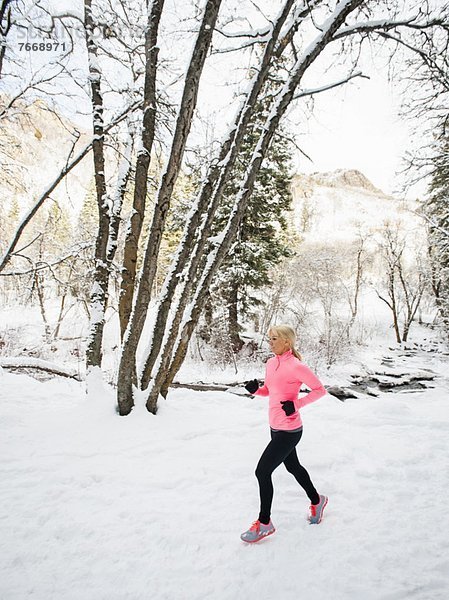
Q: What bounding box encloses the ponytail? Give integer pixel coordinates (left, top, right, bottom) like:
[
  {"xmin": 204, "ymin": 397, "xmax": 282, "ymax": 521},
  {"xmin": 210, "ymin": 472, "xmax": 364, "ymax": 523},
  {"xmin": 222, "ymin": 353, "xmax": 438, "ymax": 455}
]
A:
[{"xmin": 291, "ymin": 347, "xmax": 302, "ymax": 361}]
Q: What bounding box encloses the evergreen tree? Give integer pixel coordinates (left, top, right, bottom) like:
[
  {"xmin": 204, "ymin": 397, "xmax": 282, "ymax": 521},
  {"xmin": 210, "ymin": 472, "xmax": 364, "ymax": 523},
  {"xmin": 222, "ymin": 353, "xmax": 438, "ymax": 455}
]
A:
[
  {"xmin": 210, "ymin": 91, "xmax": 295, "ymax": 352},
  {"xmin": 425, "ymin": 129, "xmax": 449, "ymax": 335}
]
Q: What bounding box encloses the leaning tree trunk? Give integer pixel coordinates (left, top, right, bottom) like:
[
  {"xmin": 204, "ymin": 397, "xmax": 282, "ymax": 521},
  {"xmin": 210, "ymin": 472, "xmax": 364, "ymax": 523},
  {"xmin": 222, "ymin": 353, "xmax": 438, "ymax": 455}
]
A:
[
  {"xmin": 107, "ymin": 123, "xmax": 134, "ymax": 268},
  {"xmin": 139, "ymin": 0, "xmax": 302, "ymax": 391},
  {"xmin": 118, "ymin": 0, "xmax": 165, "ymax": 338},
  {"xmin": 145, "ymin": 0, "xmax": 366, "ymax": 413},
  {"xmin": 117, "ymin": 0, "xmax": 223, "ymax": 416},
  {"xmin": 84, "ymin": 0, "xmax": 109, "ymax": 370}
]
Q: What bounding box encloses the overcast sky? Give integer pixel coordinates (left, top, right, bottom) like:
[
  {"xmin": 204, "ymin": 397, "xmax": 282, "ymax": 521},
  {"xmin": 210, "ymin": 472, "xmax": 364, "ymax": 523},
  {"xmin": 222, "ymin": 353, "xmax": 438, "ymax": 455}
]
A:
[
  {"xmin": 291, "ymin": 70, "xmax": 415, "ymax": 197},
  {"xmin": 6, "ymin": 0, "xmax": 429, "ymax": 201}
]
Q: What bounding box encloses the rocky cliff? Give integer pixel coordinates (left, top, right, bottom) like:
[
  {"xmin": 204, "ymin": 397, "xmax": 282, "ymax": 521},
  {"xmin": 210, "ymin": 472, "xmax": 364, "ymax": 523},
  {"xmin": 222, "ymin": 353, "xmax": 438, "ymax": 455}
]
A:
[
  {"xmin": 293, "ymin": 169, "xmax": 388, "ymax": 198},
  {"xmin": 290, "ymin": 168, "xmax": 421, "ymax": 244}
]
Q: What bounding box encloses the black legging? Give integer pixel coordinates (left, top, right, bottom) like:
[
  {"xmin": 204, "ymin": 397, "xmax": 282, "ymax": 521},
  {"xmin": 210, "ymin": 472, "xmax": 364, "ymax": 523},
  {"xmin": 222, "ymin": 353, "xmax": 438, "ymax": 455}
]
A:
[{"xmin": 255, "ymin": 428, "xmax": 320, "ymax": 524}]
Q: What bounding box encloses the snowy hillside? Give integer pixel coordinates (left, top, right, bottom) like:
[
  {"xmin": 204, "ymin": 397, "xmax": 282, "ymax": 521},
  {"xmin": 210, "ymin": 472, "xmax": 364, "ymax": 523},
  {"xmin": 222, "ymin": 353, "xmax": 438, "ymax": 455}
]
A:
[{"xmin": 291, "ymin": 169, "xmax": 423, "ymax": 245}]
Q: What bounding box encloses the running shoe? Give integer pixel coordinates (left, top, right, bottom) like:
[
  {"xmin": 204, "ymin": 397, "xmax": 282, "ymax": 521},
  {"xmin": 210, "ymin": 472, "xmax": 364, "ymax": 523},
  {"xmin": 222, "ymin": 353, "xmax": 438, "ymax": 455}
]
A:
[
  {"xmin": 308, "ymin": 494, "xmax": 328, "ymax": 524},
  {"xmin": 240, "ymin": 519, "xmax": 275, "ymax": 543}
]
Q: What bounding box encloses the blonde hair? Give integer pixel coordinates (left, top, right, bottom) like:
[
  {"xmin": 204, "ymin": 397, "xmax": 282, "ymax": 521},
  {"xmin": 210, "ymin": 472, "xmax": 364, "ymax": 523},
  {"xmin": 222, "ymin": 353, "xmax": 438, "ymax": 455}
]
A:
[{"xmin": 268, "ymin": 324, "xmax": 302, "ymax": 360}]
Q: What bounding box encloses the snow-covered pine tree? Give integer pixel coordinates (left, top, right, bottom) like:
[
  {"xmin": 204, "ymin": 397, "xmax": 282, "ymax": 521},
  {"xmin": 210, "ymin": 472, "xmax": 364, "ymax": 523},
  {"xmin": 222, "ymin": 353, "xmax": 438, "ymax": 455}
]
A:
[
  {"xmin": 425, "ymin": 130, "xmax": 449, "ymax": 336},
  {"xmin": 210, "ymin": 91, "xmax": 294, "ymax": 352}
]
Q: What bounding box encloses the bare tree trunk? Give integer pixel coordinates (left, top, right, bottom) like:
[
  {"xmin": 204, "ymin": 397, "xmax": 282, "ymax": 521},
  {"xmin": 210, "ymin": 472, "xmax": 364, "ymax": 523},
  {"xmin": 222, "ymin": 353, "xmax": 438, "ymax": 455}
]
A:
[
  {"xmin": 202, "ymin": 293, "xmax": 213, "ymax": 343},
  {"xmin": 347, "ymin": 237, "xmax": 366, "ymax": 334},
  {"xmin": 376, "ymin": 282, "xmax": 402, "ymax": 344},
  {"xmin": 351, "ymin": 243, "xmax": 364, "ymax": 321},
  {"xmin": 0, "ymin": 0, "xmax": 13, "ymax": 78},
  {"xmin": 54, "ymin": 262, "xmax": 75, "ymax": 339},
  {"xmin": 53, "ymin": 291, "xmax": 67, "ymax": 340},
  {"xmin": 84, "ymin": 0, "xmax": 109, "ymax": 370},
  {"xmin": 377, "ymin": 227, "xmax": 404, "ymax": 343},
  {"xmin": 400, "ymin": 270, "xmax": 426, "ymax": 342},
  {"xmin": 227, "ymin": 281, "xmax": 244, "ymax": 353},
  {"xmin": 389, "ymin": 272, "xmax": 402, "ymax": 343},
  {"xmin": 118, "ymin": 0, "xmax": 165, "ymax": 338},
  {"xmin": 139, "ymin": 0, "xmax": 301, "ymax": 391},
  {"xmin": 145, "ymin": 0, "xmax": 365, "ymax": 413},
  {"xmin": 108, "ymin": 124, "xmax": 134, "ymax": 267},
  {"xmin": 117, "ymin": 0, "xmax": 223, "ymax": 415},
  {"xmin": 34, "ymin": 272, "xmax": 51, "ymax": 341}
]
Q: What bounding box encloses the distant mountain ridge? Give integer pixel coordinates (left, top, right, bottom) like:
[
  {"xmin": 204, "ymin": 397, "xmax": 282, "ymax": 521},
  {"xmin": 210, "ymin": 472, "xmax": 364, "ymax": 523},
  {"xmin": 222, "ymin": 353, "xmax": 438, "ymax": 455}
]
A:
[
  {"xmin": 292, "ymin": 169, "xmax": 389, "ymax": 199},
  {"xmin": 290, "ymin": 168, "xmax": 421, "ymax": 244}
]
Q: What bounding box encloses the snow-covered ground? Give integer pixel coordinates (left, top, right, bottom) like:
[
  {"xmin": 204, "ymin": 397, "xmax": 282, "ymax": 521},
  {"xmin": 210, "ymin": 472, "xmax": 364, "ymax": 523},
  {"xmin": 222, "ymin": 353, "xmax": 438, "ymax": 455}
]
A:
[{"xmin": 1, "ymin": 339, "xmax": 449, "ymax": 600}]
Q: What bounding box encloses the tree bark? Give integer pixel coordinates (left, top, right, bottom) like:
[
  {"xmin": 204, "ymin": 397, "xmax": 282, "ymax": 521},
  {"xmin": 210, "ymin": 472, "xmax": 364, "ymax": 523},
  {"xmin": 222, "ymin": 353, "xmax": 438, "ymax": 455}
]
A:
[
  {"xmin": 34, "ymin": 272, "xmax": 51, "ymax": 341},
  {"xmin": 118, "ymin": 0, "xmax": 165, "ymax": 338},
  {"xmin": 84, "ymin": 0, "xmax": 109, "ymax": 369},
  {"xmin": 139, "ymin": 0, "xmax": 301, "ymax": 391},
  {"xmin": 227, "ymin": 280, "xmax": 244, "ymax": 352},
  {"xmin": 146, "ymin": 0, "xmax": 366, "ymax": 413},
  {"xmin": 0, "ymin": 0, "xmax": 13, "ymax": 78},
  {"xmin": 117, "ymin": 0, "xmax": 223, "ymax": 415},
  {"xmin": 389, "ymin": 272, "xmax": 402, "ymax": 343}
]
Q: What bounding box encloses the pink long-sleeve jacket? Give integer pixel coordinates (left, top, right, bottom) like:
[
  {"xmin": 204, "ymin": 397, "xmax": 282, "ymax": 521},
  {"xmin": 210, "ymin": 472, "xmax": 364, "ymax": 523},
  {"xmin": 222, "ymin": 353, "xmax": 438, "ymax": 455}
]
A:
[{"xmin": 255, "ymin": 349, "xmax": 326, "ymax": 430}]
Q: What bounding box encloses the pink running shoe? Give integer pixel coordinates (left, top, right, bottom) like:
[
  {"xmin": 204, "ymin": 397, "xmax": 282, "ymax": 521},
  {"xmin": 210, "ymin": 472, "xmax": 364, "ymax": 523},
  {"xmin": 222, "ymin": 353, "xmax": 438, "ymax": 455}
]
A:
[
  {"xmin": 240, "ymin": 520, "xmax": 275, "ymax": 543},
  {"xmin": 308, "ymin": 494, "xmax": 328, "ymax": 524}
]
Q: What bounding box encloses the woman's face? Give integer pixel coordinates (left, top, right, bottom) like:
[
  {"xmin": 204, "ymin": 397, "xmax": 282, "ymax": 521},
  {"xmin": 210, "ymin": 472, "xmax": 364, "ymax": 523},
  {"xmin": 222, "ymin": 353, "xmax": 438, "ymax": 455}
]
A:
[{"xmin": 268, "ymin": 332, "xmax": 291, "ymax": 355}]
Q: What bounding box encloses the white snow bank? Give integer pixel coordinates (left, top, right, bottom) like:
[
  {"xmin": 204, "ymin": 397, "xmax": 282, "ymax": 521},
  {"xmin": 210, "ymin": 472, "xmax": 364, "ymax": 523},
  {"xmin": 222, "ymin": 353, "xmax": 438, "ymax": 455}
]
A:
[{"xmin": 1, "ymin": 358, "xmax": 449, "ymax": 599}]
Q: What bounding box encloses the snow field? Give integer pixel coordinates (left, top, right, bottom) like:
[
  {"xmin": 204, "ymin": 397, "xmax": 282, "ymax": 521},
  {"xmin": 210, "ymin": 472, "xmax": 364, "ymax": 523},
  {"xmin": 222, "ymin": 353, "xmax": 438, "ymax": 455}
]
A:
[{"xmin": 1, "ymin": 363, "xmax": 449, "ymax": 600}]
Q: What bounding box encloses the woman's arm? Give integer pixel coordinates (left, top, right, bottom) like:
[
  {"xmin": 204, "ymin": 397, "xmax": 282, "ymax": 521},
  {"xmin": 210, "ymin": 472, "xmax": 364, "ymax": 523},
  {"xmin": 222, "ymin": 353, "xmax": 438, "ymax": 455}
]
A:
[
  {"xmin": 254, "ymin": 383, "xmax": 269, "ymax": 397},
  {"xmin": 254, "ymin": 363, "xmax": 269, "ymax": 396},
  {"xmin": 295, "ymin": 363, "xmax": 326, "ymax": 409}
]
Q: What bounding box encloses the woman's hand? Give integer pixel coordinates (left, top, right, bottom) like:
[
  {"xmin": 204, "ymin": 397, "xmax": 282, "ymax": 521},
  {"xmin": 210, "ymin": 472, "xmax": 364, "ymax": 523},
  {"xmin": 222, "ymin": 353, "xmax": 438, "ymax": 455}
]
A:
[
  {"xmin": 280, "ymin": 400, "xmax": 295, "ymax": 416},
  {"xmin": 244, "ymin": 379, "xmax": 259, "ymax": 394}
]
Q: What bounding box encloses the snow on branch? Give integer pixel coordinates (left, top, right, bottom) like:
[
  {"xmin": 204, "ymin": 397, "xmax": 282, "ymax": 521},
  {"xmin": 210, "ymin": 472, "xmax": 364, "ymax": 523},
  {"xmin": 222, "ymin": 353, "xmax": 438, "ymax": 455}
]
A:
[
  {"xmin": 293, "ymin": 70, "xmax": 369, "ymax": 99},
  {"xmin": 275, "ymin": 0, "xmax": 323, "ymax": 57},
  {"xmin": 212, "ymin": 36, "xmax": 271, "ymax": 54},
  {"xmin": 213, "ymin": 0, "xmax": 318, "ymax": 55},
  {"xmin": 215, "ymin": 24, "xmax": 271, "ymax": 40},
  {"xmin": 415, "ymin": 210, "xmax": 449, "ymax": 240},
  {"xmin": 0, "ymin": 99, "xmax": 143, "ymax": 274},
  {"xmin": 333, "ymin": 15, "xmax": 449, "ymax": 40}
]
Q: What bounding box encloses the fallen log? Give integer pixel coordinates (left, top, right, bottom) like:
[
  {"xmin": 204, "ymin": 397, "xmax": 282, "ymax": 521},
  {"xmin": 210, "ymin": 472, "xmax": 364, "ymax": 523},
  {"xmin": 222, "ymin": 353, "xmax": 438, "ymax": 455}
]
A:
[{"xmin": 0, "ymin": 357, "xmax": 82, "ymax": 381}]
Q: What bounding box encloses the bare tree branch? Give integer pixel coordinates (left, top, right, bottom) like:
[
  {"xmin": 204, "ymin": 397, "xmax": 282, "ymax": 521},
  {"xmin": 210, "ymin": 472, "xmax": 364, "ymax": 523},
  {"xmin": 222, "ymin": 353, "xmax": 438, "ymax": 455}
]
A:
[
  {"xmin": 0, "ymin": 99, "xmax": 143, "ymax": 273},
  {"xmin": 293, "ymin": 70, "xmax": 369, "ymax": 99}
]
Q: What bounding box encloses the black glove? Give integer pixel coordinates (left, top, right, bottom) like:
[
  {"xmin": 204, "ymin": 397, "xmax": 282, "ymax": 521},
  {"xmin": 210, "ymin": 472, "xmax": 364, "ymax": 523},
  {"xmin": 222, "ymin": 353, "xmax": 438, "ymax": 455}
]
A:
[
  {"xmin": 280, "ymin": 400, "xmax": 295, "ymax": 416},
  {"xmin": 244, "ymin": 379, "xmax": 259, "ymax": 394}
]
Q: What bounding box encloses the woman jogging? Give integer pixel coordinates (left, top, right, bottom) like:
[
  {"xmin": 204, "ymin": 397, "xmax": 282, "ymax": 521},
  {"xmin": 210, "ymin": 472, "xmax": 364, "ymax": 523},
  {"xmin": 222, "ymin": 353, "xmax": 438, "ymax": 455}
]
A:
[{"xmin": 241, "ymin": 324, "xmax": 328, "ymax": 543}]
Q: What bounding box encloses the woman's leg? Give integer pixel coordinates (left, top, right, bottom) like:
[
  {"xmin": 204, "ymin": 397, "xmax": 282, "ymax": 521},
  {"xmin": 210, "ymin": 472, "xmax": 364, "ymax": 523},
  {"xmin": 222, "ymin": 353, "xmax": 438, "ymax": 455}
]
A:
[
  {"xmin": 255, "ymin": 430, "xmax": 302, "ymax": 524},
  {"xmin": 283, "ymin": 445, "xmax": 320, "ymax": 505}
]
